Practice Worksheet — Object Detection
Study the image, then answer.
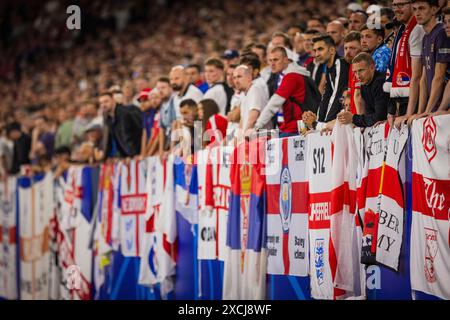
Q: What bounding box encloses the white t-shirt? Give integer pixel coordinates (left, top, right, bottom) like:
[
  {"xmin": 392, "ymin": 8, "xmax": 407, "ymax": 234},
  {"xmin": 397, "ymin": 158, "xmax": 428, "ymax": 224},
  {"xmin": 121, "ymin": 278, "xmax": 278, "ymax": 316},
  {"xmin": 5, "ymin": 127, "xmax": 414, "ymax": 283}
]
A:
[
  {"xmin": 174, "ymin": 84, "xmax": 204, "ymax": 118},
  {"xmin": 408, "ymin": 24, "xmax": 425, "ymax": 57},
  {"xmin": 240, "ymin": 77, "xmax": 269, "ymax": 130},
  {"xmin": 204, "ymin": 83, "xmax": 227, "ymax": 115}
]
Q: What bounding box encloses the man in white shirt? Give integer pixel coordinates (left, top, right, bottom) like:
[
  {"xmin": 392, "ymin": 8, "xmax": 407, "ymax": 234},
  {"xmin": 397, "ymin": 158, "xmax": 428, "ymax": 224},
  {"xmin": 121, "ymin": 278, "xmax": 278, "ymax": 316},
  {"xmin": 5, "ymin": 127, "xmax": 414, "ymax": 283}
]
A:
[
  {"xmin": 233, "ymin": 65, "xmax": 269, "ymax": 132},
  {"xmin": 169, "ymin": 65, "xmax": 203, "ymax": 118},
  {"xmin": 203, "ymin": 58, "xmax": 229, "ymax": 115}
]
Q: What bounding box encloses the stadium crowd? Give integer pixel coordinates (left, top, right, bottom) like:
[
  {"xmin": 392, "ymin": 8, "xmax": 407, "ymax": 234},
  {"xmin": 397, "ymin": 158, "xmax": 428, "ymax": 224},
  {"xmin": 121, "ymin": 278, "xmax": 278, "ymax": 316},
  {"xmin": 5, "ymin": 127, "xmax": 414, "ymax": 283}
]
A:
[{"xmin": 0, "ymin": 0, "xmax": 449, "ymax": 177}]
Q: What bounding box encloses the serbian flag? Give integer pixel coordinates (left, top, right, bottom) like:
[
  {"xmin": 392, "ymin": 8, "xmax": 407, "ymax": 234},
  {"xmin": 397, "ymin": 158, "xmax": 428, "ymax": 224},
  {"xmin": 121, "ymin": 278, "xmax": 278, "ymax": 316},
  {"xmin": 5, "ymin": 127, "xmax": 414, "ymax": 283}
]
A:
[
  {"xmin": 330, "ymin": 122, "xmax": 365, "ymax": 299},
  {"xmin": 0, "ymin": 176, "xmax": 18, "ymax": 300},
  {"xmin": 266, "ymin": 135, "xmax": 309, "ymax": 276},
  {"xmin": 411, "ymin": 115, "xmax": 450, "ymax": 300},
  {"xmin": 376, "ymin": 124, "xmax": 408, "ymax": 271},
  {"xmin": 223, "ymin": 137, "xmax": 267, "ymax": 300}
]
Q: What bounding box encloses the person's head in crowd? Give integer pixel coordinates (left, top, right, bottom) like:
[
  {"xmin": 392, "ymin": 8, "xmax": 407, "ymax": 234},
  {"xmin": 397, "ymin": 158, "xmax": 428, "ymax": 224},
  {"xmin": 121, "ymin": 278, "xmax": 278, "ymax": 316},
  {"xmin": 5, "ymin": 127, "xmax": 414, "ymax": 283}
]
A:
[
  {"xmin": 360, "ymin": 24, "xmax": 385, "ymax": 54},
  {"xmin": 343, "ymin": 31, "xmax": 363, "ymax": 64},
  {"xmin": 84, "ymin": 123, "xmax": 103, "ymax": 146},
  {"xmin": 179, "ymin": 99, "xmax": 198, "ymax": 128},
  {"xmin": 287, "ymin": 25, "xmax": 304, "ymax": 43},
  {"xmin": 302, "ymin": 29, "xmax": 321, "ymax": 55},
  {"xmin": 148, "ymin": 88, "xmax": 162, "ymax": 109},
  {"xmin": 186, "ymin": 64, "xmax": 203, "ymax": 84},
  {"xmin": 268, "ymin": 46, "xmax": 290, "ymax": 74},
  {"xmin": 326, "ymin": 20, "xmax": 346, "ymax": 49},
  {"xmin": 134, "ymin": 77, "xmax": 150, "ymax": 94},
  {"xmin": 346, "ymin": 2, "xmax": 364, "ymax": 18},
  {"xmin": 6, "ymin": 122, "xmax": 23, "ymax": 141},
  {"xmin": 251, "ymin": 44, "xmax": 268, "ymax": 67},
  {"xmin": 444, "ymin": 6, "xmax": 450, "ymax": 36},
  {"xmin": 82, "ymin": 101, "xmax": 98, "ymax": 120},
  {"xmin": 271, "ymin": 31, "xmax": 293, "ymax": 50},
  {"xmin": 138, "ymin": 88, "xmax": 153, "ymax": 111},
  {"xmin": 349, "ymin": 10, "xmax": 369, "ymax": 31},
  {"xmin": 57, "ymin": 104, "xmax": 76, "ymax": 124},
  {"xmin": 239, "ymin": 53, "xmax": 261, "ymax": 78},
  {"xmin": 294, "ymin": 32, "xmax": 306, "ymax": 55},
  {"xmin": 111, "ymin": 89, "xmax": 125, "ymax": 104},
  {"xmin": 226, "ymin": 63, "xmax": 239, "ymax": 89},
  {"xmin": 169, "ymin": 65, "xmax": 189, "ymax": 92},
  {"xmin": 198, "ymin": 98, "xmax": 220, "ymax": 129},
  {"xmin": 337, "ymin": 17, "xmax": 350, "ymax": 29},
  {"xmin": 99, "ymin": 91, "xmax": 117, "ymax": 116},
  {"xmin": 307, "ymin": 17, "xmax": 327, "ymax": 33},
  {"xmin": 221, "ymin": 49, "xmax": 240, "ymax": 69},
  {"xmin": 380, "ymin": 8, "xmax": 395, "ymax": 34},
  {"xmin": 54, "ymin": 146, "xmax": 71, "ymax": 164},
  {"xmin": 233, "ymin": 65, "xmax": 253, "ymax": 93},
  {"xmin": 122, "ymin": 80, "xmax": 135, "ymax": 104},
  {"xmin": 352, "ymin": 52, "xmax": 376, "ymax": 85},
  {"xmin": 155, "ymin": 77, "xmax": 173, "ymax": 101},
  {"xmin": 411, "ymin": 0, "xmax": 441, "ymax": 27},
  {"xmin": 204, "ymin": 58, "xmax": 225, "ymax": 86},
  {"xmin": 312, "ymin": 35, "xmax": 337, "ymax": 66},
  {"xmin": 392, "ymin": 0, "xmax": 414, "ymax": 24}
]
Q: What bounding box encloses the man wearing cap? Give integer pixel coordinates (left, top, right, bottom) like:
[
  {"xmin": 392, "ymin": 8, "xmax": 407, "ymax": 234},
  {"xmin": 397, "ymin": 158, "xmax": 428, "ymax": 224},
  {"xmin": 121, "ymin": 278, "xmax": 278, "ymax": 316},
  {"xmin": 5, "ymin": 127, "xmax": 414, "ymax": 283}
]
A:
[
  {"xmin": 138, "ymin": 88, "xmax": 159, "ymax": 157},
  {"xmin": 222, "ymin": 49, "xmax": 240, "ymax": 69}
]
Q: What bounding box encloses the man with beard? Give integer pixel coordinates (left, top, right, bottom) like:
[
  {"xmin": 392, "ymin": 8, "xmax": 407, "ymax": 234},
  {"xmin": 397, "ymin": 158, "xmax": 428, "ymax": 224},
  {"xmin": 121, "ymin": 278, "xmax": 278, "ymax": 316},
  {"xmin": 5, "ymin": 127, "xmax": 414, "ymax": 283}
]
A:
[{"xmin": 169, "ymin": 65, "xmax": 203, "ymax": 119}]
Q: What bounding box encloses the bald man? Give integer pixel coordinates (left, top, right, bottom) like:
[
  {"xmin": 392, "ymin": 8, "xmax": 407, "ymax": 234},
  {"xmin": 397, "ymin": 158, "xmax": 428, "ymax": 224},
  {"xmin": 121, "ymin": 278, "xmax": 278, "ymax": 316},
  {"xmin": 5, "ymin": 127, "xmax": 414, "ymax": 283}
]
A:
[
  {"xmin": 327, "ymin": 20, "xmax": 346, "ymax": 57},
  {"xmin": 169, "ymin": 65, "xmax": 204, "ymax": 119},
  {"xmin": 233, "ymin": 65, "xmax": 269, "ymax": 131},
  {"xmin": 349, "ymin": 11, "xmax": 368, "ymax": 31}
]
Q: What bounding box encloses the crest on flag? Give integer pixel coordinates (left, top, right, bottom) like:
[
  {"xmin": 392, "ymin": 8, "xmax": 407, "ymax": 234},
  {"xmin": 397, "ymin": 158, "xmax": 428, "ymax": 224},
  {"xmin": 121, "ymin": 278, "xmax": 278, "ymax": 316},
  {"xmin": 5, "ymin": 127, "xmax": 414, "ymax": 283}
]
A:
[
  {"xmin": 279, "ymin": 167, "xmax": 292, "ymax": 233},
  {"xmin": 424, "ymin": 227, "xmax": 438, "ymax": 283}
]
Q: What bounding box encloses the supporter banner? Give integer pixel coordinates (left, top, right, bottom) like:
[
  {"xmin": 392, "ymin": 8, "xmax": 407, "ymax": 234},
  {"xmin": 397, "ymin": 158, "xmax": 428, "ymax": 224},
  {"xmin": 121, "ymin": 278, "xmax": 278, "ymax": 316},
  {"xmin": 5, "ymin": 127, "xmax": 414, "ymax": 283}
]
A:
[
  {"xmin": 119, "ymin": 159, "xmax": 148, "ymax": 257},
  {"xmin": 138, "ymin": 156, "xmax": 176, "ymax": 299},
  {"xmin": 223, "ymin": 138, "xmax": 267, "ymax": 300},
  {"xmin": 330, "ymin": 123, "xmax": 365, "ymax": 299},
  {"xmin": 411, "ymin": 115, "xmax": 450, "ymax": 300},
  {"xmin": 0, "ymin": 176, "xmax": 18, "ymax": 299},
  {"xmin": 18, "ymin": 172, "xmax": 53, "ymax": 300},
  {"xmin": 266, "ymin": 136, "xmax": 309, "ymax": 277},
  {"xmin": 55, "ymin": 166, "xmax": 98, "ymax": 300},
  {"xmin": 360, "ymin": 123, "xmax": 390, "ymax": 265},
  {"xmin": 307, "ymin": 132, "xmax": 340, "ymax": 300},
  {"xmin": 197, "ymin": 148, "xmax": 216, "ymax": 260},
  {"xmin": 376, "ymin": 125, "xmax": 408, "ymax": 270}
]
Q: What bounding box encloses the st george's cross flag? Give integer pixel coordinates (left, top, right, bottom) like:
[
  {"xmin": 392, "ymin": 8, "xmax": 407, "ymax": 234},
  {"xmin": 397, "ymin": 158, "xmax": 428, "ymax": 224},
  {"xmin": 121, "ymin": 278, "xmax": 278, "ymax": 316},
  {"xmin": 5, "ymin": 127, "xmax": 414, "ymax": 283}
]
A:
[
  {"xmin": 119, "ymin": 159, "xmax": 148, "ymax": 257},
  {"xmin": 307, "ymin": 131, "xmax": 345, "ymax": 300},
  {"xmin": 138, "ymin": 156, "xmax": 177, "ymax": 298},
  {"xmin": 375, "ymin": 124, "xmax": 408, "ymax": 271},
  {"xmin": 329, "ymin": 122, "xmax": 365, "ymax": 299},
  {"xmin": 265, "ymin": 135, "xmax": 309, "ymax": 276},
  {"xmin": 411, "ymin": 115, "xmax": 450, "ymax": 300},
  {"xmin": 360, "ymin": 123, "xmax": 390, "ymax": 265}
]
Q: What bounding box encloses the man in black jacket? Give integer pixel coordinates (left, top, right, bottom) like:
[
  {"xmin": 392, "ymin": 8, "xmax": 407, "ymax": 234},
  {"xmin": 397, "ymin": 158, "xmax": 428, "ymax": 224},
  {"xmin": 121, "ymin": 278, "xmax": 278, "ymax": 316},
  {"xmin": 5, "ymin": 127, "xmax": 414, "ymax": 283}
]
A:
[
  {"xmin": 99, "ymin": 92, "xmax": 142, "ymax": 158},
  {"xmin": 338, "ymin": 53, "xmax": 389, "ymax": 127},
  {"xmin": 6, "ymin": 122, "xmax": 31, "ymax": 174},
  {"xmin": 313, "ymin": 35, "xmax": 350, "ymax": 123}
]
